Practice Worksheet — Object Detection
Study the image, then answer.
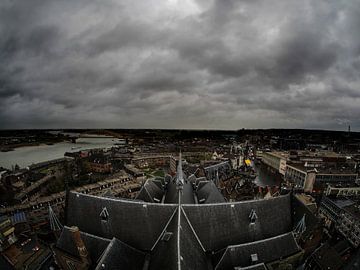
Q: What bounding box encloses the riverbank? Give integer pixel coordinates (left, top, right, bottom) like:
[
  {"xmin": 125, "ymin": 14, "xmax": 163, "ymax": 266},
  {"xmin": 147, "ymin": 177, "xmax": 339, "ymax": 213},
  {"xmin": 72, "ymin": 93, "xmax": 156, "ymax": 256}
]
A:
[{"xmin": 0, "ymin": 138, "xmax": 71, "ymax": 152}]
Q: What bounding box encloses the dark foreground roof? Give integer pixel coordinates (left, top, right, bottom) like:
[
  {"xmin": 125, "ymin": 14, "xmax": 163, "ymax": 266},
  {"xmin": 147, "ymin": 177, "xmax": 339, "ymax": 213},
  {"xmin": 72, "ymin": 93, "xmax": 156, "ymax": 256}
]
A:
[
  {"xmin": 196, "ymin": 181, "xmax": 226, "ymax": 204},
  {"xmin": 183, "ymin": 194, "xmax": 292, "ymax": 251},
  {"xmin": 66, "ymin": 192, "xmax": 177, "ymax": 250},
  {"xmin": 214, "ymin": 232, "xmax": 301, "ymax": 269},
  {"xmin": 135, "ymin": 179, "xmax": 164, "ymax": 203},
  {"xmin": 149, "ymin": 207, "xmax": 209, "ymax": 270},
  {"xmin": 235, "ymin": 263, "xmax": 267, "ymax": 270},
  {"xmin": 61, "ymin": 191, "xmax": 298, "ymax": 269},
  {"xmin": 58, "ymin": 157, "xmax": 304, "ymax": 270},
  {"xmin": 95, "ymin": 238, "xmax": 146, "ymax": 270}
]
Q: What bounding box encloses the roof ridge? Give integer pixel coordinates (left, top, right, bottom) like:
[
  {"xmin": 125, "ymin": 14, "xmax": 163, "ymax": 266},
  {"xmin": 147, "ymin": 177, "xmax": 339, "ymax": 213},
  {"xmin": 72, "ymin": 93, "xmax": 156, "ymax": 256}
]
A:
[
  {"xmin": 150, "ymin": 207, "xmax": 178, "ymax": 251},
  {"xmin": 180, "ymin": 206, "xmax": 206, "ymax": 252},
  {"xmin": 224, "ymin": 231, "xmax": 296, "ymax": 249}
]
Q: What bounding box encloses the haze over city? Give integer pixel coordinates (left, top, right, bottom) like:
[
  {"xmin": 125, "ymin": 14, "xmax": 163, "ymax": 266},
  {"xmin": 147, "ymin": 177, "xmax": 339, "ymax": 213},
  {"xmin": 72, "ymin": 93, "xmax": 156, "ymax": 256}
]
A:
[{"xmin": 1, "ymin": 0, "xmax": 360, "ymax": 130}]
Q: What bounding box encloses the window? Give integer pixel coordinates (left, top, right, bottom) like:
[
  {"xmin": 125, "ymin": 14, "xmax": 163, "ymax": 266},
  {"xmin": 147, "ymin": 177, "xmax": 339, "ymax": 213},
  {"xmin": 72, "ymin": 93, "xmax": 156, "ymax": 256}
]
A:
[
  {"xmin": 249, "ymin": 209, "xmax": 258, "ymax": 224},
  {"xmin": 100, "ymin": 207, "xmax": 109, "ymax": 222}
]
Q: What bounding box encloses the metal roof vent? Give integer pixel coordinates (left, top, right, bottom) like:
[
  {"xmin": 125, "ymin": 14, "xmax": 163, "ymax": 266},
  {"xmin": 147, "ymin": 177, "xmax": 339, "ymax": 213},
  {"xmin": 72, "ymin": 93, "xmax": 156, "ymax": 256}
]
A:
[
  {"xmin": 251, "ymin": 253, "xmax": 258, "ymax": 263},
  {"xmin": 161, "ymin": 231, "xmax": 173, "ymax": 242},
  {"xmin": 100, "ymin": 207, "xmax": 109, "ymax": 222}
]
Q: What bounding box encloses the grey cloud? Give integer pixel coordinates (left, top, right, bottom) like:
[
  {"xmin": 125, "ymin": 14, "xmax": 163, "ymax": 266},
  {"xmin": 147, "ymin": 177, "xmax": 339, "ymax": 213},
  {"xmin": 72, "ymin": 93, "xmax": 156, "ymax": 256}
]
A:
[{"xmin": 0, "ymin": 0, "xmax": 360, "ymax": 130}]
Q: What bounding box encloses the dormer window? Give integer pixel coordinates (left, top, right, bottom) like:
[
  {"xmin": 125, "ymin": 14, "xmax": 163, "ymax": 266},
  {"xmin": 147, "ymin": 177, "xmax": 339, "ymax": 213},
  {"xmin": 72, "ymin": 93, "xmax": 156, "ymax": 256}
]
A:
[
  {"xmin": 161, "ymin": 231, "xmax": 173, "ymax": 242},
  {"xmin": 100, "ymin": 207, "xmax": 109, "ymax": 222},
  {"xmin": 251, "ymin": 253, "xmax": 258, "ymax": 263},
  {"xmin": 249, "ymin": 209, "xmax": 258, "ymax": 224}
]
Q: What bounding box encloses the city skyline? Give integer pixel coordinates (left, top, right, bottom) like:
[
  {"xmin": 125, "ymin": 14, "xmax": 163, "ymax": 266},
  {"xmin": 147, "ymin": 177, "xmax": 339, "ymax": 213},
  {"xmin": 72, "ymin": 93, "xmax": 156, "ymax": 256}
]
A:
[{"xmin": 1, "ymin": 0, "xmax": 360, "ymax": 130}]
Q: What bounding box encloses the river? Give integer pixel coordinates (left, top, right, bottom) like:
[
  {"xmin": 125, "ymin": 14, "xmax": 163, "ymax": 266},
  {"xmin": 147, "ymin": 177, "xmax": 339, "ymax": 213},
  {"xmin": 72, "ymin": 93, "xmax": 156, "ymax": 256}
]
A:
[
  {"xmin": 1, "ymin": 140, "xmax": 284, "ymax": 188},
  {"xmin": 0, "ymin": 137, "xmax": 118, "ymax": 169}
]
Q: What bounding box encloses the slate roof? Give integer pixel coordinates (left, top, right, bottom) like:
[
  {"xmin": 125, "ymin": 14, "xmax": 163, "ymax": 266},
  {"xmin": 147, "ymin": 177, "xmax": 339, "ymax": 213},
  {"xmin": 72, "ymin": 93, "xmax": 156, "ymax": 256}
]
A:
[
  {"xmin": 66, "ymin": 192, "xmax": 177, "ymax": 250},
  {"xmin": 214, "ymin": 232, "xmax": 301, "ymax": 269},
  {"xmin": 234, "ymin": 263, "xmax": 267, "ymax": 270},
  {"xmin": 59, "ymin": 155, "xmax": 304, "ymax": 270},
  {"xmin": 136, "ymin": 179, "xmax": 165, "ymax": 203},
  {"xmin": 182, "ymin": 194, "xmax": 292, "ymax": 251},
  {"xmin": 149, "ymin": 208, "xmax": 209, "ymax": 270},
  {"xmin": 95, "ymin": 238, "xmax": 146, "ymax": 270},
  {"xmin": 196, "ymin": 181, "xmax": 226, "ymax": 203},
  {"xmin": 137, "ymin": 176, "xmax": 224, "ymax": 205},
  {"xmin": 164, "ymin": 175, "xmax": 195, "ymax": 204}
]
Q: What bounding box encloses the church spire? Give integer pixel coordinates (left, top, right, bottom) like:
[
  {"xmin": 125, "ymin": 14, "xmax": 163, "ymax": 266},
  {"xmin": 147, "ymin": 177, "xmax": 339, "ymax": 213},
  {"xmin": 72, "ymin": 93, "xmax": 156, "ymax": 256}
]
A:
[{"xmin": 176, "ymin": 151, "xmax": 184, "ymax": 188}]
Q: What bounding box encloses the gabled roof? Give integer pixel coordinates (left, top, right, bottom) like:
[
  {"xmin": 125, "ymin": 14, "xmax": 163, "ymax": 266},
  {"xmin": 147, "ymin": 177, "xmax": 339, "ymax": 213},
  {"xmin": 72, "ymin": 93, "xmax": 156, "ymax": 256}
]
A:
[
  {"xmin": 196, "ymin": 181, "xmax": 226, "ymax": 204},
  {"xmin": 164, "ymin": 177, "xmax": 195, "ymax": 204},
  {"xmin": 95, "ymin": 238, "xmax": 146, "ymax": 270},
  {"xmin": 150, "ymin": 207, "xmax": 209, "ymax": 270},
  {"xmin": 214, "ymin": 232, "xmax": 301, "ymax": 269},
  {"xmin": 179, "ymin": 207, "xmax": 209, "ymax": 270},
  {"xmin": 136, "ymin": 179, "xmax": 165, "ymax": 203},
  {"xmin": 182, "ymin": 194, "xmax": 292, "ymax": 251},
  {"xmin": 149, "ymin": 208, "xmax": 180, "ymax": 270},
  {"xmin": 66, "ymin": 192, "xmax": 177, "ymax": 251}
]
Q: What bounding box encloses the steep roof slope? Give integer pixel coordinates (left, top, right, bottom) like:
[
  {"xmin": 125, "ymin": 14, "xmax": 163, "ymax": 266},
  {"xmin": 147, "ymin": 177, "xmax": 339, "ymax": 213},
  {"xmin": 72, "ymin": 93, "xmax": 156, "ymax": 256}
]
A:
[
  {"xmin": 214, "ymin": 232, "xmax": 301, "ymax": 269},
  {"xmin": 66, "ymin": 192, "xmax": 177, "ymax": 250},
  {"xmin": 182, "ymin": 194, "xmax": 292, "ymax": 251}
]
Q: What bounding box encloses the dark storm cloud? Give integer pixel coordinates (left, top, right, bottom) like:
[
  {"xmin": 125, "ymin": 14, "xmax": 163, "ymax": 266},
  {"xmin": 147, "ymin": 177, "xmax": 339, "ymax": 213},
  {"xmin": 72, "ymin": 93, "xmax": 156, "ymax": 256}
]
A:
[{"xmin": 0, "ymin": 0, "xmax": 360, "ymax": 130}]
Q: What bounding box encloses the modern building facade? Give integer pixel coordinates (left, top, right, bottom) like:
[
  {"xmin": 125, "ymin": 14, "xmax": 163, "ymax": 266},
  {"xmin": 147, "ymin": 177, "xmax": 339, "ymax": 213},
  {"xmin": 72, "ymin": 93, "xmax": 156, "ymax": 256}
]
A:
[
  {"xmin": 261, "ymin": 152, "xmax": 288, "ymax": 175},
  {"xmin": 285, "ymin": 164, "xmax": 358, "ymax": 193}
]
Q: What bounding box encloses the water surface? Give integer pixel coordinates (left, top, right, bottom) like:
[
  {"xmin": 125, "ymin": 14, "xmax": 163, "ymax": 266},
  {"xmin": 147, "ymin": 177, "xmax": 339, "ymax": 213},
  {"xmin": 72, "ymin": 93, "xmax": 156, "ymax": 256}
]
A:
[{"xmin": 0, "ymin": 137, "xmax": 117, "ymax": 169}]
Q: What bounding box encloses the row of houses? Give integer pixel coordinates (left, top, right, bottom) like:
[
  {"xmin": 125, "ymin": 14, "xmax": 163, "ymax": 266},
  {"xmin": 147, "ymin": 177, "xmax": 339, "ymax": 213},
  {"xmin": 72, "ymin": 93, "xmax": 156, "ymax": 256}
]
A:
[{"xmin": 0, "ymin": 175, "xmax": 142, "ymax": 226}]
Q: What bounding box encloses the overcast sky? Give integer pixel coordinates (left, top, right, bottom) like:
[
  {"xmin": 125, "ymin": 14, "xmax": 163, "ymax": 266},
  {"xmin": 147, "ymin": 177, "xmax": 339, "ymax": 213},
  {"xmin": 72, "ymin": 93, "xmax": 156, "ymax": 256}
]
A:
[{"xmin": 1, "ymin": 0, "xmax": 360, "ymax": 130}]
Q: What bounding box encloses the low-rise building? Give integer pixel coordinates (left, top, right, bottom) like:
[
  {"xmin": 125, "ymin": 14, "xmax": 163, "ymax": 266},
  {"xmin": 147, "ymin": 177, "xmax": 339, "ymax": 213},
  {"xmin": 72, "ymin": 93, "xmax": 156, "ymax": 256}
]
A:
[
  {"xmin": 0, "ymin": 218, "xmax": 17, "ymax": 252},
  {"xmin": 124, "ymin": 164, "xmax": 144, "ymax": 177},
  {"xmin": 85, "ymin": 152, "xmax": 113, "ymax": 174},
  {"xmin": 261, "ymin": 151, "xmax": 288, "ymax": 175},
  {"xmin": 324, "ymin": 185, "xmax": 360, "ymax": 197},
  {"xmin": 132, "ymin": 155, "xmax": 170, "ymax": 169},
  {"xmin": 285, "ymin": 163, "xmax": 358, "ymax": 193},
  {"xmin": 0, "ymin": 174, "xmax": 141, "ymax": 226}
]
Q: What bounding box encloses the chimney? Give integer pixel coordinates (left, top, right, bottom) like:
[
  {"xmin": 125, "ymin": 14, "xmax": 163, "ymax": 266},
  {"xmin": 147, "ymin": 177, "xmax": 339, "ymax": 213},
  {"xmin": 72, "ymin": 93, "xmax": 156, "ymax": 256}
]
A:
[{"xmin": 70, "ymin": 226, "xmax": 91, "ymax": 268}]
